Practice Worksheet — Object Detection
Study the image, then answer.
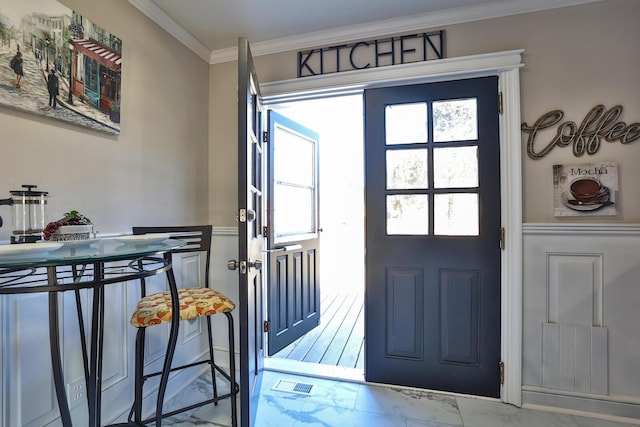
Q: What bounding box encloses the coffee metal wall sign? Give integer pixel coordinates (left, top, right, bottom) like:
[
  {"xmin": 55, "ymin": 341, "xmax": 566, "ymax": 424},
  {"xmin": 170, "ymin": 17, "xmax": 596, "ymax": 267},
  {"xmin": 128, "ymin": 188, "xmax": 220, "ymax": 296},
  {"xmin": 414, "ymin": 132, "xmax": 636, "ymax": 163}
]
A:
[
  {"xmin": 522, "ymin": 105, "xmax": 640, "ymax": 159},
  {"xmin": 297, "ymin": 30, "xmax": 445, "ymax": 77}
]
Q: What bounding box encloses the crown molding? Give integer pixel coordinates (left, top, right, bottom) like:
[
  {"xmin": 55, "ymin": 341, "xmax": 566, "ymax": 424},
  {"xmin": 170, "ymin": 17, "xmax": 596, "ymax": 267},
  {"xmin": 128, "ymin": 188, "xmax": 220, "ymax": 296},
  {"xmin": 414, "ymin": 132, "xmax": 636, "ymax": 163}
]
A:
[
  {"xmin": 129, "ymin": 0, "xmax": 604, "ymax": 65},
  {"xmin": 127, "ymin": 0, "xmax": 211, "ymax": 62},
  {"xmin": 211, "ymin": 0, "xmax": 603, "ymax": 64}
]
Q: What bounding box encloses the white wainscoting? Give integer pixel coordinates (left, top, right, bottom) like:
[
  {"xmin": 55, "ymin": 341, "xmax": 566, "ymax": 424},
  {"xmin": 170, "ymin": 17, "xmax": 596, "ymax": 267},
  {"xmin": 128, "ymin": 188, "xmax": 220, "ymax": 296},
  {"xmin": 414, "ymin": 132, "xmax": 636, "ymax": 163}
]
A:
[
  {"xmin": 523, "ymin": 223, "xmax": 640, "ymax": 423},
  {"xmin": 6, "ymin": 224, "xmax": 639, "ymax": 424},
  {"xmin": 0, "ymin": 228, "xmax": 240, "ymax": 426}
]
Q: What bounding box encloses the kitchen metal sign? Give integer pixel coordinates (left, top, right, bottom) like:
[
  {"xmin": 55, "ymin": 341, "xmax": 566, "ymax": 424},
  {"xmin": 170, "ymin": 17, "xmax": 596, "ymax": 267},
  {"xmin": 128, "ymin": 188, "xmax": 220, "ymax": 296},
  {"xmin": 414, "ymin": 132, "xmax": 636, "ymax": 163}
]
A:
[{"xmin": 297, "ymin": 30, "xmax": 445, "ymax": 77}]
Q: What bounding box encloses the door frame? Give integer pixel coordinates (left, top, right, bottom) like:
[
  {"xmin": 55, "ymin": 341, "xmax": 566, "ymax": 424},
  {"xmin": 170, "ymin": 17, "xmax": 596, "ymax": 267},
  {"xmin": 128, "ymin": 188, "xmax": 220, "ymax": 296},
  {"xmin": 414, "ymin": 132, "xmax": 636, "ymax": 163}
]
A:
[{"xmin": 261, "ymin": 49, "xmax": 524, "ymax": 407}]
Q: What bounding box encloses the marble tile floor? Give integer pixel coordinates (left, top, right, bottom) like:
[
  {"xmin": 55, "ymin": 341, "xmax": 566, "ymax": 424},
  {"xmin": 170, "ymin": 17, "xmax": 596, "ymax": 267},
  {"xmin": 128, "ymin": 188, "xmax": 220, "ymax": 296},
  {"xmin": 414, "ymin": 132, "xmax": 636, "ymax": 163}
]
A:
[{"xmin": 161, "ymin": 370, "xmax": 639, "ymax": 427}]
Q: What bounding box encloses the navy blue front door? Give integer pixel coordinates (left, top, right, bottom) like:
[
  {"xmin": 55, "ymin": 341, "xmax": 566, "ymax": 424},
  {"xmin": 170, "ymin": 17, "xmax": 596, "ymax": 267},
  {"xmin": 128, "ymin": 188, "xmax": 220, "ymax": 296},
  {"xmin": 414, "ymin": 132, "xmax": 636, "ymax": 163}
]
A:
[{"xmin": 364, "ymin": 76, "xmax": 502, "ymax": 397}]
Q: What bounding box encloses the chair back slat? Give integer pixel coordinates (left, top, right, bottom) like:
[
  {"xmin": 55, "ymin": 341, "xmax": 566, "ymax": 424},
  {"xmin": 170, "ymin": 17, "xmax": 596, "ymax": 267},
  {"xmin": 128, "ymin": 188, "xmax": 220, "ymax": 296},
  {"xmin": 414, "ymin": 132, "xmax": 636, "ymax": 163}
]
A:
[{"xmin": 132, "ymin": 225, "xmax": 213, "ymax": 287}]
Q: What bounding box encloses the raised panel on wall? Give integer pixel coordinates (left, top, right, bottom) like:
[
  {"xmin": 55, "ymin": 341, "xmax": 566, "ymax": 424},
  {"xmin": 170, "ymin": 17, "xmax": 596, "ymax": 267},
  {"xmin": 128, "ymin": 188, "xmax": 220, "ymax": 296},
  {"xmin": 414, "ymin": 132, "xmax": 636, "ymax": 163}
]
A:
[
  {"xmin": 542, "ymin": 252, "xmax": 608, "ymax": 394},
  {"xmin": 178, "ymin": 253, "xmax": 205, "ymax": 344},
  {"xmin": 210, "ymin": 228, "xmax": 240, "ymax": 352},
  {"xmin": 547, "ymin": 253, "xmax": 603, "ymax": 326},
  {"xmin": 4, "ymin": 293, "xmax": 59, "ymax": 427},
  {"xmin": 95, "ymin": 269, "xmax": 138, "ymax": 419},
  {"xmin": 143, "ymin": 272, "xmax": 172, "ymax": 367},
  {"xmin": 385, "ymin": 267, "xmax": 424, "ymax": 359},
  {"xmin": 100, "ymin": 269, "xmax": 129, "ymax": 389}
]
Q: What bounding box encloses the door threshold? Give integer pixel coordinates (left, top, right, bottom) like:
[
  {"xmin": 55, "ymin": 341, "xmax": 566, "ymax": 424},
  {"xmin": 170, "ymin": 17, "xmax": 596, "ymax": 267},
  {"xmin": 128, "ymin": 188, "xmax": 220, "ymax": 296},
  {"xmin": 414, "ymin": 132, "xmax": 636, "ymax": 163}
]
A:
[
  {"xmin": 264, "ymin": 358, "xmax": 504, "ymax": 403},
  {"xmin": 264, "ymin": 358, "xmax": 365, "ymax": 384}
]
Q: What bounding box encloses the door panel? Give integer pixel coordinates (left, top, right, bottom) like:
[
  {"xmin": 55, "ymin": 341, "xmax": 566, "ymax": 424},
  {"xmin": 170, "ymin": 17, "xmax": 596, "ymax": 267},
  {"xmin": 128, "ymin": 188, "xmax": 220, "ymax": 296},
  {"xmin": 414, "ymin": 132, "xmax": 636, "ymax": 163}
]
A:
[
  {"xmin": 439, "ymin": 269, "xmax": 480, "ymax": 364},
  {"xmin": 386, "ymin": 267, "xmax": 424, "ymax": 359},
  {"xmin": 364, "ymin": 77, "xmax": 501, "ymax": 397},
  {"xmin": 237, "ymin": 37, "xmax": 265, "ymax": 427},
  {"xmin": 267, "ymin": 110, "xmax": 321, "ymax": 355}
]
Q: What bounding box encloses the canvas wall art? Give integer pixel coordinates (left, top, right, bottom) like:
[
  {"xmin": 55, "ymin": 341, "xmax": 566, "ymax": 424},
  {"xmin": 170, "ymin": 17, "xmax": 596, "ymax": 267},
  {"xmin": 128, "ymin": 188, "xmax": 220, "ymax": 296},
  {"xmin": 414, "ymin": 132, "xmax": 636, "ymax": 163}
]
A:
[
  {"xmin": 0, "ymin": 0, "xmax": 122, "ymax": 134},
  {"xmin": 553, "ymin": 162, "xmax": 618, "ymax": 217}
]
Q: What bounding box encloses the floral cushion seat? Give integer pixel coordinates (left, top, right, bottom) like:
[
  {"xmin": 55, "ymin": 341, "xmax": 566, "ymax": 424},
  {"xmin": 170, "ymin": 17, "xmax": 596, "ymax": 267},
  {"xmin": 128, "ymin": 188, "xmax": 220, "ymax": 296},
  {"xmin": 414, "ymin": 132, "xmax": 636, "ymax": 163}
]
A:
[{"xmin": 131, "ymin": 288, "xmax": 236, "ymax": 328}]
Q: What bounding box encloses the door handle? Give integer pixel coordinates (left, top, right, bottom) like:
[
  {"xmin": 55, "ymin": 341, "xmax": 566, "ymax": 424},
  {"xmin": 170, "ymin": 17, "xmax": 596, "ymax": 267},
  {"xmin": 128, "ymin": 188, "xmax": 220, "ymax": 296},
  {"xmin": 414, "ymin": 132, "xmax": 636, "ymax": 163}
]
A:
[
  {"xmin": 248, "ymin": 259, "xmax": 263, "ymax": 270},
  {"xmin": 236, "ymin": 209, "xmax": 256, "ymax": 223},
  {"xmin": 263, "ymin": 244, "xmax": 302, "ymax": 253},
  {"xmin": 227, "ymin": 259, "xmax": 262, "ymax": 274}
]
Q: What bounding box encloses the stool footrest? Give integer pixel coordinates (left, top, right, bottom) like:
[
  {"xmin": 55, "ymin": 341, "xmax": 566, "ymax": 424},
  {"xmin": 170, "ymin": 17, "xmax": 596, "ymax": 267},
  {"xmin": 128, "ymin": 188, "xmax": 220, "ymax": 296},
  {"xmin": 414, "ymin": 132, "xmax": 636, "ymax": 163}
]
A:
[
  {"xmin": 139, "ymin": 384, "xmax": 239, "ymax": 424},
  {"xmin": 142, "ymin": 358, "xmax": 213, "ymax": 381}
]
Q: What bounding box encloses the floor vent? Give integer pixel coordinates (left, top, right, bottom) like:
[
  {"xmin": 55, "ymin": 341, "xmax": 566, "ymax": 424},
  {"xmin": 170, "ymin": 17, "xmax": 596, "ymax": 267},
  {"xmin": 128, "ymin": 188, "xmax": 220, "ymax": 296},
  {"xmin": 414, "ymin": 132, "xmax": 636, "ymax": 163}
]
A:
[{"xmin": 271, "ymin": 379, "xmax": 316, "ymax": 396}]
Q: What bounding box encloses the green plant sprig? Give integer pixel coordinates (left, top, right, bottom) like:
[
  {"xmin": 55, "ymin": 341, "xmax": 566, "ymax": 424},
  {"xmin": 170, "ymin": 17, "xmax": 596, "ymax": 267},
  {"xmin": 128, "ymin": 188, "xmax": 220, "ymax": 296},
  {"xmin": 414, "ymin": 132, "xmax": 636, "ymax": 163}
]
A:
[{"xmin": 60, "ymin": 210, "xmax": 92, "ymax": 224}]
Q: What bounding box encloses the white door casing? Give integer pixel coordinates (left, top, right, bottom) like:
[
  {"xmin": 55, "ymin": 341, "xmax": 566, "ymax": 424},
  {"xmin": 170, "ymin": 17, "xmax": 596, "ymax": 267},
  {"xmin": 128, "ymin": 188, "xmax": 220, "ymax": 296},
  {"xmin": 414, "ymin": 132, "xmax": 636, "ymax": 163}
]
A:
[{"xmin": 262, "ymin": 49, "xmax": 524, "ymax": 406}]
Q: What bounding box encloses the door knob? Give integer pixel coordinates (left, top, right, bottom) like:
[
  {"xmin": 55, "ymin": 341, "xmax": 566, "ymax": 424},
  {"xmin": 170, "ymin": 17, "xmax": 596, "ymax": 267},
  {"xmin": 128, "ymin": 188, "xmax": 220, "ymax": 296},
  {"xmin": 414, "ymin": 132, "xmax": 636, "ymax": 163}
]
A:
[
  {"xmin": 248, "ymin": 259, "xmax": 263, "ymax": 270},
  {"xmin": 227, "ymin": 259, "xmax": 262, "ymax": 274}
]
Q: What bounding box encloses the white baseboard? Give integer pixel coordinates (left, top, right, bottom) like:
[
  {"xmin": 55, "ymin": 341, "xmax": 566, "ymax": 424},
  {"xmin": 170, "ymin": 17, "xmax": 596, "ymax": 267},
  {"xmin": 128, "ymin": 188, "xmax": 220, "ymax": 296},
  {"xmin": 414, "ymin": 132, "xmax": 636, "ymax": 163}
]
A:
[{"xmin": 522, "ymin": 387, "xmax": 640, "ymax": 425}]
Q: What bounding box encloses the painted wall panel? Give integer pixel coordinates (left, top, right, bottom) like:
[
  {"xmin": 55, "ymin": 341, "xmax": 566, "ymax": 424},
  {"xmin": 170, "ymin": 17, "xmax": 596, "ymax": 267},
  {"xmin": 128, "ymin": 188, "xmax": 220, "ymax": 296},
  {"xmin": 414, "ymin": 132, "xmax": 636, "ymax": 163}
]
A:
[{"xmin": 524, "ymin": 224, "xmax": 638, "ymax": 420}]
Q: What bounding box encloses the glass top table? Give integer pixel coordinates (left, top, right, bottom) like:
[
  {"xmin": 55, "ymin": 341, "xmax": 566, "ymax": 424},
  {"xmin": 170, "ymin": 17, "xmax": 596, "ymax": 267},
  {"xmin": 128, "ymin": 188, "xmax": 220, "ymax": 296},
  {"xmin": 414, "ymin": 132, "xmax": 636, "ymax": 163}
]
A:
[
  {"xmin": 0, "ymin": 235, "xmax": 183, "ymax": 267},
  {"xmin": 0, "ymin": 236, "xmax": 184, "ymax": 292},
  {"xmin": 0, "ymin": 236, "xmax": 186, "ymax": 426}
]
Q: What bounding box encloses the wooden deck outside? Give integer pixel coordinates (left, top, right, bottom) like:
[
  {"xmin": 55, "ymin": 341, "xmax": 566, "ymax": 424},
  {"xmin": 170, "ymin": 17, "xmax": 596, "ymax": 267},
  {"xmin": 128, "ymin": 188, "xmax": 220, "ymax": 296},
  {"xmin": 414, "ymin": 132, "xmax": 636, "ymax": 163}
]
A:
[{"xmin": 271, "ymin": 287, "xmax": 365, "ymax": 370}]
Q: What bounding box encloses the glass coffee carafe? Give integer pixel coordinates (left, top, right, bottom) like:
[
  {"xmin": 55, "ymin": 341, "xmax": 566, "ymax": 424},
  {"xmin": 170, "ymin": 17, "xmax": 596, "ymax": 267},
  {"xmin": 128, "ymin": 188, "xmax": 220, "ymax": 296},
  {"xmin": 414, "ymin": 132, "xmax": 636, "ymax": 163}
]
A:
[{"xmin": 0, "ymin": 185, "xmax": 49, "ymax": 244}]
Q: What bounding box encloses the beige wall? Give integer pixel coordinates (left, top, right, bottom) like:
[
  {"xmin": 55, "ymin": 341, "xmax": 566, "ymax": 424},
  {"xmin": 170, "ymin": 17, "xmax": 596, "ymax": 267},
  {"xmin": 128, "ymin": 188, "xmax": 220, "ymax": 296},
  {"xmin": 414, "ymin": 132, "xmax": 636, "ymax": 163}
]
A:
[
  {"xmin": 209, "ymin": 60, "xmax": 237, "ymax": 226},
  {"xmin": 0, "ymin": 0, "xmax": 210, "ymax": 242},
  {"xmin": 1, "ymin": 1, "xmax": 635, "ymax": 236},
  {"xmin": 209, "ymin": 0, "xmax": 640, "ymax": 226}
]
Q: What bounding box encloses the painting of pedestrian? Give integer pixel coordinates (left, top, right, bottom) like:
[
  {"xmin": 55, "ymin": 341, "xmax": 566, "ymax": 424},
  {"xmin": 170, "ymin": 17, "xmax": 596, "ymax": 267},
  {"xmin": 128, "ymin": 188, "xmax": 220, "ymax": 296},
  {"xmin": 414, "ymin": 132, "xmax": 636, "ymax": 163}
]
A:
[
  {"xmin": 0, "ymin": 0, "xmax": 123, "ymax": 135},
  {"xmin": 47, "ymin": 68, "xmax": 58, "ymax": 108},
  {"xmin": 9, "ymin": 51, "xmax": 24, "ymax": 87}
]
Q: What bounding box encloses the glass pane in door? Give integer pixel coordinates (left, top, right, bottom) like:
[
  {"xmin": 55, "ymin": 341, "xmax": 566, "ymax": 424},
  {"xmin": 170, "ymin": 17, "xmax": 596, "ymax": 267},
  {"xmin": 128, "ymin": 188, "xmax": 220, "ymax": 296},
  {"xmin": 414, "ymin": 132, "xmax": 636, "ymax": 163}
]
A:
[
  {"xmin": 272, "ymin": 121, "xmax": 317, "ymax": 241},
  {"xmin": 385, "ymin": 103, "xmax": 428, "ymax": 145},
  {"xmin": 274, "ymin": 125, "xmax": 314, "ymax": 186},
  {"xmin": 386, "ymin": 194, "xmax": 428, "ymax": 235},
  {"xmin": 433, "ymin": 146, "xmax": 478, "ymax": 188},
  {"xmin": 434, "ymin": 193, "xmax": 479, "ymax": 236},
  {"xmin": 433, "ymin": 98, "xmax": 478, "ymax": 142},
  {"xmin": 387, "ymin": 149, "xmax": 428, "ymax": 189},
  {"xmin": 274, "ymin": 184, "xmax": 314, "ymax": 236}
]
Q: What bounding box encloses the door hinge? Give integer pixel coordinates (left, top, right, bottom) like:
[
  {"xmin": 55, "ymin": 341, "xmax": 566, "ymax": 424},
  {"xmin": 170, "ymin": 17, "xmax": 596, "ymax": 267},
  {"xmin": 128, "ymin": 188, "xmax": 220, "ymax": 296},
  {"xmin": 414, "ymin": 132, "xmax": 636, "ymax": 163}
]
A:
[
  {"xmin": 263, "ymin": 225, "xmax": 268, "ymax": 236},
  {"xmin": 499, "ymin": 227, "xmax": 506, "ymax": 250},
  {"xmin": 263, "ymin": 320, "xmax": 271, "ymax": 333},
  {"xmin": 263, "ymin": 131, "xmax": 269, "ymax": 142},
  {"xmin": 499, "ymin": 361, "xmax": 505, "ymax": 384},
  {"xmin": 498, "ymin": 92, "xmax": 503, "ymax": 114}
]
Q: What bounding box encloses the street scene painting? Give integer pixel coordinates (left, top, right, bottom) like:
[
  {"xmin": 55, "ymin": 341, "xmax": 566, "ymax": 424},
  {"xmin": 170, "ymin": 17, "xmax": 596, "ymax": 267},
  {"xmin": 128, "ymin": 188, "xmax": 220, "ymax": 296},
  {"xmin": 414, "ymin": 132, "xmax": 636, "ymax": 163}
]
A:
[
  {"xmin": 0, "ymin": 1, "xmax": 122, "ymax": 134},
  {"xmin": 553, "ymin": 162, "xmax": 618, "ymax": 217}
]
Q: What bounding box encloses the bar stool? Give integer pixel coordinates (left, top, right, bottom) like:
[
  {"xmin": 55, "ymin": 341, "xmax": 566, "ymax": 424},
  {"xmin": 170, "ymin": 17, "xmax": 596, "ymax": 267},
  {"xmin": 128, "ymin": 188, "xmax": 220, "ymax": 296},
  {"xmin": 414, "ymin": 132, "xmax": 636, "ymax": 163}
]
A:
[{"xmin": 127, "ymin": 225, "xmax": 238, "ymax": 426}]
